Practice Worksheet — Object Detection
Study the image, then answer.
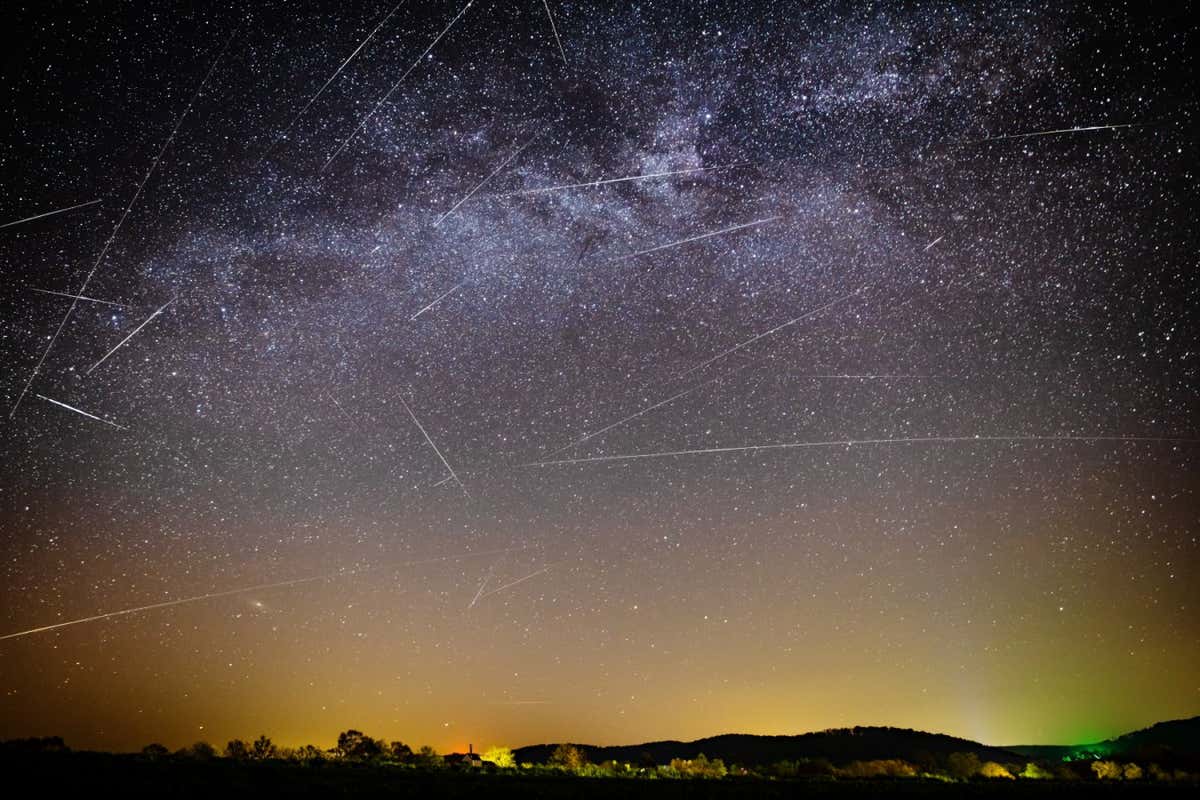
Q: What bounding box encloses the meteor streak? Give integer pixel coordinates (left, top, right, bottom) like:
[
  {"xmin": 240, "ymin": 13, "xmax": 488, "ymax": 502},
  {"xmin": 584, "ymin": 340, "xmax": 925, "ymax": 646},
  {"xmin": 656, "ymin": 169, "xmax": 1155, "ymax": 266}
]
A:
[
  {"xmin": 968, "ymin": 122, "xmax": 1147, "ymax": 144},
  {"xmin": 1, "ymin": 199, "xmax": 101, "ymax": 230},
  {"xmin": 85, "ymin": 296, "xmax": 177, "ymax": 375},
  {"xmin": 541, "ymin": 0, "xmax": 568, "ymax": 64},
  {"xmin": 467, "ymin": 568, "xmax": 493, "ymax": 609},
  {"xmin": 679, "ymin": 287, "xmax": 865, "ymax": 379},
  {"xmin": 259, "ymin": 0, "xmax": 407, "ymax": 163},
  {"xmin": 506, "ymin": 162, "xmax": 746, "ymax": 196},
  {"xmin": 523, "ymin": 435, "xmax": 1200, "ymax": 468},
  {"xmin": 409, "ymin": 282, "xmax": 464, "ymax": 320},
  {"xmin": 27, "ymin": 287, "xmax": 127, "ymax": 307},
  {"xmin": 618, "ymin": 215, "xmax": 781, "ymax": 260},
  {"xmin": 548, "ymin": 367, "xmax": 746, "ymax": 456},
  {"xmin": 434, "ymin": 131, "xmax": 541, "ymax": 226},
  {"xmin": 923, "ymin": 235, "xmax": 943, "ymax": 251},
  {"xmin": 478, "ymin": 566, "xmax": 552, "ymax": 600},
  {"xmin": 9, "ymin": 27, "xmax": 239, "ymax": 418},
  {"xmin": 35, "ymin": 394, "xmax": 127, "ymax": 431},
  {"xmin": 322, "ymin": 0, "xmax": 475, "ymax": 171},
  {"xmin": 399, "ymin": 395, "xmax": 469, "ymax": 497},
  {"xmin": 0, "ymin": 546, "xmax": 528, "ymax": 641}
]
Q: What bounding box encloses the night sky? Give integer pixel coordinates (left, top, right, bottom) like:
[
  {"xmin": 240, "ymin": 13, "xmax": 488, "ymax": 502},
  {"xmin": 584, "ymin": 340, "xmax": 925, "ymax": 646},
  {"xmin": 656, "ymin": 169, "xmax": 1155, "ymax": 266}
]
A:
[{"xmin": 1, "ymin": 1, "xmax": 1197, "ymax": 754}]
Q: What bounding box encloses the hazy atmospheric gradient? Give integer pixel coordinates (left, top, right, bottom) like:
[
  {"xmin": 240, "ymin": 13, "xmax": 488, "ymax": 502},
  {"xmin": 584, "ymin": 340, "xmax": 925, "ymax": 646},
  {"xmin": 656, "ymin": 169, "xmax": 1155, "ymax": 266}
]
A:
[{"xmin": 1, "ymin": 1, "xmax": 1197, "ymax": 753}]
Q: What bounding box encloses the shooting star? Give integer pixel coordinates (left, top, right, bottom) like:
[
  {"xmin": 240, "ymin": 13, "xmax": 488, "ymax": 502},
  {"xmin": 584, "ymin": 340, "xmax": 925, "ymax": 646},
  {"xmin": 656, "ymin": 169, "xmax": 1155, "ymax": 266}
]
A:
[
  {"xmin": 547, "ymin": 366, "xmax": 747, "ymax": 457},
  {"xmin": 678, "ymin": 286, "xmax": 866, "ymax": 379},
  {"xmin": 0, "ymin": 546, "xmax": 527, "ymax": 642},
  {"xmin": 541, "ymin": 0, "xmax": 568, "ymax": 64},
  {"xmin": 523, "ymin": 435, "xmax": 1200, "ymax": 468},
  {"xmin": 1, "ymin": 199, "xmax": 101, "ymax": 230},
  {"xmin": 36, "ymin": 394, "xmax": 127, "ymax": 431},
  {"xmin": 85, "ymin": 295, "xmax": 177, "ymax": 375},
  {"xmin": 399, "ymin": 395, "xmax": 469, "ymax": 497},
  {"xmin": 478, "ymin": 566, "xmax": 552, "ymax": 601},
  {"xmin": 505, "ymin": 162, "xmax": 747, "ymax": 197},
  {"xmin": 923, "ymin": 235, "xmax": 943, "ymax": 251},
  {"xmin": 434, "ymin": 131, "xmax": 542, "ymax": 226},
  {"xmin": 786, "ymin": 374, "xmax": 932, "ymax": 379},
  {"xmin": 322, "ymin": 0, "xmax": 475, "ymax": 171},
  {"xmin": 618, "ymin": 215, "xmax": 781, "ymax": 260},
  {"xmin": 9, "ymin": 27, "xmax": 239, "ymax": 419},
  {"xmin": 967, "ymin": 122, "xmax": 1148, "ymax": 144},
  {"xmin": 467, "ymin": 568, "xmax": 493, "ymax": 609},
  {"xmin": 27, "ymin": 287, "xmax": 127, "ymax": 308},
  {"xmin": 258, "ymin": 0, "xmax": 407, "ymax": 164},
  {"xmin": 409, "ymin": 282, "xmax": 464, "ymax": 321}
]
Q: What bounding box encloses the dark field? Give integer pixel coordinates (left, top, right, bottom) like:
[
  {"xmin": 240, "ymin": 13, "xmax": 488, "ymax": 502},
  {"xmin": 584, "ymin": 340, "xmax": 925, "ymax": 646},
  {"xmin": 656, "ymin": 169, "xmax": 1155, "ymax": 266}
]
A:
[{"xmin": 6, "ymin": 752, "xmax": 1196, "ymax": 798}]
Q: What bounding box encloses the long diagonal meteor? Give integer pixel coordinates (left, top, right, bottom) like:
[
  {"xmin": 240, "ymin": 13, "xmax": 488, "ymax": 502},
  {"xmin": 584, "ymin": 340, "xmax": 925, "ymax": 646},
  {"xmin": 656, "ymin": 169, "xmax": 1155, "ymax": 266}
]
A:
[
  {"xmin": 259, "ymin": 0, "xmax": 407, "ymax": 164},
  {"xmin": 35, "ymin": 394, "xmax": 127, "ymax": 431},
  {"xmin": 322, "ymin": 0, "xmax": 475, "ymax": 171},
  {"xmin": 9, "ymin": 28, "xmax": 238, "ymax": 419},
  {"xmin": 409, "ymin": 282, "xmax": 464, "ymax": 320},
  {"xmin": 540, "ymin": 0, "xmax": 568, "ymax": 64},
  {"xmin": 547, "ymin": 366, "xmax": 748, "ymax": 457},
  {"xmin": 618, "ymin": 215, "xmax": 781, "ymax": 260},
  {"xmin": 400, "ymin": 396, "xmax": 469, "ymax": 497},
  {"xmin": 967, "ymin": 122, "xmax": 1149, "ymax": 144},
  {"xmin": 678, "ymin": 286, "xmax": 866, "ymax": 379},
  {"xmin": 27, "ymin": 287, "xmax": 127, "ymax": 307},
  {"xmin": 523, "ymin": 435, "xmax": 1199, "ymax": 468},
  {"xmin": 478, "ymin": 565, "xmax": 553, "ymax": 601},
  {"xmin": 434, "ymin": 131, "xmax": 542, "ymax": 226},
  {"xmin": 85, "ymin": 295, "xmax": 177, "ymax": 375},
  {"xmin": 505, "ymin": 162, "xmax": 747, "ymax": 197},
  {"xmin": 0, "ymin": 546, "xmax": 527, "ymax": 641},
  {"xmin": 1, "ymin": 199, "xmax": 101, "ymax": 230}
]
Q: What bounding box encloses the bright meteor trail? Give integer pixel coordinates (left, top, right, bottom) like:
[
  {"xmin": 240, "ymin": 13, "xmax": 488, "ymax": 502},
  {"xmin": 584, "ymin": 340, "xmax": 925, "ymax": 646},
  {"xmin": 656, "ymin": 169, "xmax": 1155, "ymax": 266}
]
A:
[
  {"xmin": 0, "ymin": 547, "xmax": 529, "ymax": 641},
  {"xmin": 523, "ymin": 435, "xmax": 1199, "ymax": 468},
  {"xmin": 678, "ymin": 286, "xmax": 866, "ymax": 378},
  {"xmin": 505, "ymin": 162, "xmax": 746, "ymax": 196},
  {"xmin": 618, "ymin": 215, "xmax": 781, "ymax": 260},
  {"xmin": 8, "ymin": 27, "xmax": 238, "ymax": 419},
  {"xmin": 0, "ymin": 199, "xmax": 101, "ymax": 230},
  {"xmin": 36, "ymin": 394, "xmax": 127, "ymax": 431}
]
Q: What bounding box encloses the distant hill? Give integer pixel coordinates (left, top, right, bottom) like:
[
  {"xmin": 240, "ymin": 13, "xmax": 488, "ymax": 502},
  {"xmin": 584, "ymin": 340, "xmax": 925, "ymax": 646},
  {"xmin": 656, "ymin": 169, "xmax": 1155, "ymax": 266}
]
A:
[
  {"xmin": 1006, "ymin": 716, "xmax": 1200, "ymax": 765},
  {"xmin": 514, "ymin": 726, "xmax": 1022, "ymax": 768}
]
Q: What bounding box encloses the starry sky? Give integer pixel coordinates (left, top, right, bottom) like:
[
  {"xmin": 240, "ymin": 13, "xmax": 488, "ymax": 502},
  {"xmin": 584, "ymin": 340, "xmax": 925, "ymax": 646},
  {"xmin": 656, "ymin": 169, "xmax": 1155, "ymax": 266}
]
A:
[{"xmin": 1, "ymin": 1, "xmax": 1197, "ymax": 754}]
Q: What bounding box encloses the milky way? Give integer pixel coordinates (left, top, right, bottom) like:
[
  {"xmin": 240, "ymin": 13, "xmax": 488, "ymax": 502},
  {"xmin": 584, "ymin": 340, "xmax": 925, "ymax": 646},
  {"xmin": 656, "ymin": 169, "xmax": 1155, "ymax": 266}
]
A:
[{"xmin": 1, "ymin": 1, "xmax": 1196, "ymax": 752}]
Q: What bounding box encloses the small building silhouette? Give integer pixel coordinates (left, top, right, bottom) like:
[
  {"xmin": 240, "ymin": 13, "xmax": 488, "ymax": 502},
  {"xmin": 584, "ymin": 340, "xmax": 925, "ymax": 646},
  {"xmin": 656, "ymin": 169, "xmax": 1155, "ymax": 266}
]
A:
[{"xmin": 445, "ymin": 743, "xmax": 492, "ymax": 768}]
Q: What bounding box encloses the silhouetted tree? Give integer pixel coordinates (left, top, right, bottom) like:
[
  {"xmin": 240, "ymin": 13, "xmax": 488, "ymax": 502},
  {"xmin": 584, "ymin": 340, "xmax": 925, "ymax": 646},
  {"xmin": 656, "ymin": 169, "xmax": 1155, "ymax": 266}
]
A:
[
  {"xmin": 415, "ymin": 745, "xmax": 444, "ymax": 768},
  {"xmin": 295, "ymin": 744, "xmax": 325, "ymax": 763},
  {"xmin": 141, "ymin": 743, "xmax": 170, "ymax": 760},
  {"xmin": 250, "ymin": 734, "xmax": 276, "ymax": 760},
  {"xmin": 946, "ymin": 751, "xmax": 981, "ymax": 780},
  {"xmin": 979, "ymin": 761, "xmax": 1014, "ymax": 779},
  {"xmin": 225, "ymin": 739, "xmax": 250, "ymax": 760},
  {"xmin": 549, "ymin": 743, "xmax": 587, "ymax": 771},
  {"xmin": 670, "ymin": 753, "xmax": 728, "ymax": 778},
  {"xmin": 179, "ymin": 741, "xmax": 216, "ymax": 761},
  {"xmin": 389, "ymin": 741, "xmax": 413, "ymax": 762},
  {"xmin": 336, "ymin": 729, "xmax": 382, "ymax": 760},
  {"xmin": 0, "ymin": 737, "xmax": 69, "ymax": 753}
]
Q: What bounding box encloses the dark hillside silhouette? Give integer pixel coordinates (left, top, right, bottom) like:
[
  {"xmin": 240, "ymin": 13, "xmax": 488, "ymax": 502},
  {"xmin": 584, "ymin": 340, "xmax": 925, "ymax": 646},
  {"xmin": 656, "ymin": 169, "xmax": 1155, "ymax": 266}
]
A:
[{"xmin": 514, "ymin": 726, "xmax": 1024, "ymax": 767}]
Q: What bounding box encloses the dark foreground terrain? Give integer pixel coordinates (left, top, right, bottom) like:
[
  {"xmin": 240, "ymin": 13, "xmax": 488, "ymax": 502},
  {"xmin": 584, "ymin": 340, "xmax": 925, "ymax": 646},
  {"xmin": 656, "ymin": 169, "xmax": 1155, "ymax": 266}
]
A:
[{"xmin": 4, "ymin": 752, "xmax": 1197, "ymax": 799}]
